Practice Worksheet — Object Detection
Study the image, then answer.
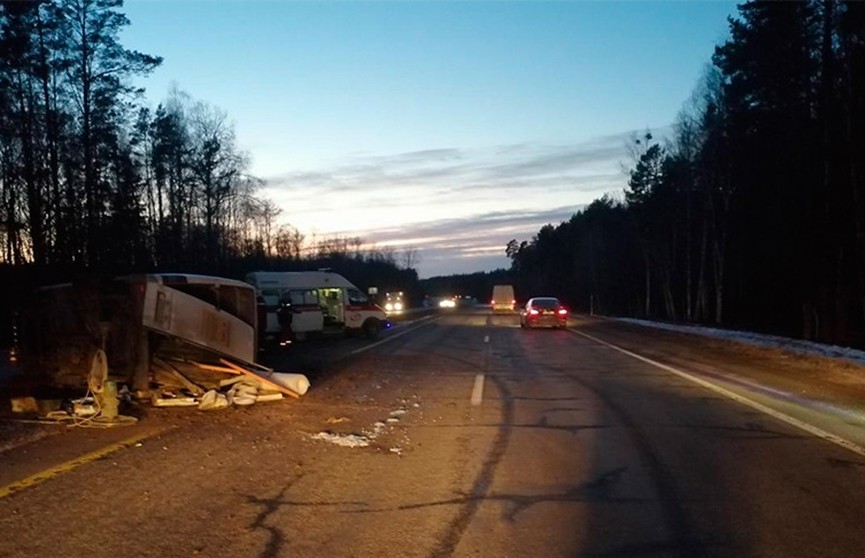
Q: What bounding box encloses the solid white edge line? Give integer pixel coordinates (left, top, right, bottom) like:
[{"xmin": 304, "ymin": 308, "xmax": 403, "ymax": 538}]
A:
[
  {"xmin": 569, "ymin": 328, "xmax": 865, "ymax": 459},
  {"xmin": 471, "ymin": 374, "xmax": 485, "ymax": 406}
]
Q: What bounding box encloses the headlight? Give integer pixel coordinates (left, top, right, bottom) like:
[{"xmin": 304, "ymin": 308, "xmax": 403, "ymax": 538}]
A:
[
  {"xmin": 385, "ymin": 302, "xmax": 394, "ymax": 311},
  {"xmin": 439, "ymin": 299, "xmax": 456, "ymax": 308},
  {"xmin": 395, "ymin": 302, "xmax": 403, "ymax": 311}
]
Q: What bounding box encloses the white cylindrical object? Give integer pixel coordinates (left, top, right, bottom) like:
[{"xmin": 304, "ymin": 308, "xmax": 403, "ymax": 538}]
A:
[
  {"xmin": 270, "ymin": 373, "xmax": 310, "ymax": 396},
  {"xmin": 255, "ymin": 393, "xmax": 284, "ymax": 403}
]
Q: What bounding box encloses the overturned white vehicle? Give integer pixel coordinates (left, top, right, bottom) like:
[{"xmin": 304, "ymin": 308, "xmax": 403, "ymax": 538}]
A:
[{"xmin": 18, "ymin": 274, "xmax": 308, "ymax": 405}]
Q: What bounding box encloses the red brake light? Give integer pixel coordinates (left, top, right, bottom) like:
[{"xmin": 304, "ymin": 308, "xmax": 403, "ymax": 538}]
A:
[
  {"xmin": 558, "ymin": 308, "xmax": 568, "ymax": 315},
  {"xmin": 529, "ymin": 309, "xmax": 539, "ymax": 316}
]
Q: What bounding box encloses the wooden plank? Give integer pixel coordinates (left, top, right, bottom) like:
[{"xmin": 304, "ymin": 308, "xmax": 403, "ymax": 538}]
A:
[
  {"xmin": 189, "ymin": 361, "xmax": 241, "ymax": 375},
  {"xmin": 218, "ymin": 358, "xmax": 301, "ymax": 398},
  {"xmin": 152, "ymin": 358, "xmax": 206, "ymax": 396}
]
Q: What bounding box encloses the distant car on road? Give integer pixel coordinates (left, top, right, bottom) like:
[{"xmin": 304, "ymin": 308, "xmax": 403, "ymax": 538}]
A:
[
  {"xmin": 438, "ymin": 297, "xmax": 457, "ymax": 309},
  {"xmin": 520, "ymin": 297, "xmax": 569, "ymax": 329},
  {"xmin": 423, "ymin": 296, "xmax": 454, "ymax": 308}
]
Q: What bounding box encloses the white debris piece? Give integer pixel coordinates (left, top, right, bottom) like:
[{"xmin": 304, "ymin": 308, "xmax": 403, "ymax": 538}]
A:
[
  {"xmin": 228, "ymin": 379, "xmax": 261, "ymax": 406},
  {"xmin": 389, "ymin": 409, "xmax": 407, "ymax": 417},
  {"xmin": 368, "ymin": 422, "xmax": 387, "ymax": 435},
  {"xmin": 310, "ymin": 432, "xmax": 371, "ymax": 448},
  {"xmin": 152, "ymin": 396, "xmax": 198, "ymax": 407},
  {"xmin": 198, "ymin": 390, "xmax": 230, "ymax": 410}
]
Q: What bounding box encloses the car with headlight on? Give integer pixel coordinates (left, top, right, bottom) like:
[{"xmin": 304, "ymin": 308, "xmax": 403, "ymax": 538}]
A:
[
  {"xmin": 438, "ymin": 297, "xmax": 457, "ymax": 309},
  {"xmin": 520, "ymin": 297, "xmax": 569, "ymax": 329},
  {"xmin": 383, "ymin": 291, "xmax": 405, "ymax": 314}
]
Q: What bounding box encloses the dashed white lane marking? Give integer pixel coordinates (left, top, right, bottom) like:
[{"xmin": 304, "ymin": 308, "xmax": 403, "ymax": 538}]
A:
[
  {"xmin": 471, "ymin": 374, "xmax": 485, "ymax": 406},
  {"xmin": 569, "ymin": 328, "xmax": 865, "ymax": 458},
  {"xmin": 471, "ymin": 335, "xmax": 491, "ymax": 406}
]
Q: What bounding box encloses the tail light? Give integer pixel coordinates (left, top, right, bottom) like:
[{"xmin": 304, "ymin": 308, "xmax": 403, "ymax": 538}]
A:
[
  {"xmin": 557, "ymin": 308, "xmax": 568, "ymax": 315},
  {"xmin": 529, "ymin": 309, "xmax": 539, "ymax": 316}
]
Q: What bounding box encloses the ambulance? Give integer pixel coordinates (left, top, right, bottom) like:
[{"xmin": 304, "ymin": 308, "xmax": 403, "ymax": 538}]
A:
[{"xmin": 246, "ymin": 271, "xmax": 390, "ymax": 344}]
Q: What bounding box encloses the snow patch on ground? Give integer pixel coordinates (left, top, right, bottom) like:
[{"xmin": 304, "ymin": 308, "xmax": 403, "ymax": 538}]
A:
[
  {"xmin": 309, "ymin": 432, "xmax": 371, "ymax": 448},
  {"xmin": 310, "ymin": 401, "xmax": 419, "ymax": 451},
  {"xmin": 617, "ymin": 318, "xmax": 865, "ymax": 367}
]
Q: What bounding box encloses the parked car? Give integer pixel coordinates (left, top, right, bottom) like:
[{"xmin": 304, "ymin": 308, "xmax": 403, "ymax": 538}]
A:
[{"xmin": 519, "ymin": 297, "xmax": 569, "ymax": 329}]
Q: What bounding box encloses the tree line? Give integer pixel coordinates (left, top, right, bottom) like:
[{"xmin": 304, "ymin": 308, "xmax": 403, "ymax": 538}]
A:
[
  {"xmin": 0, "ymin": 0, "xmax": 420, "ymax": 347},
  {"xmin": 0, "ymin": 0, "xmax": 410, "ymax": 273},
  {"xmin": 507, "ymin": 1, "xmax": 865, "ymax": 347},
  {"xmin": 0, "ymin": 0, "xmax": 287, "ymax": 272}
]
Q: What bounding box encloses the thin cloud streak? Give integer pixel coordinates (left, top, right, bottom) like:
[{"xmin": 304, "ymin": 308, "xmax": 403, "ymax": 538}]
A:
[
  {"xmin": 261, "ymin": 131, "xmax": 638, "ymax": 276},
  {"xmin": 347, "ymin": 206, "xmax": 584, "ymax": 278}
]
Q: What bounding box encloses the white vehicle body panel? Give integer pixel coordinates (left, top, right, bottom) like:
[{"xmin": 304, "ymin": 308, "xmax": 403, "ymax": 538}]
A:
[
  {"xmin": 246, "ymin": 271, "xmax": 386, "ymax": 337},
  {"xmin": 492, "ymin": 284, "xmax": 516, "ymax": 313},
  {"xmin": 141, "ymin": 275, "xmax": 257, "ymax": 363}
]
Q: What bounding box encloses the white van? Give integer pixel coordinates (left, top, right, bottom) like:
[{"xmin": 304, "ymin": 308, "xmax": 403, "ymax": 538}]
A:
[
  {"xmin": 491, "ymin": 284, "xmax": 516, "ymax": 313},
  {"xmin": 246, "ymin": 271, "xmax": 389, "ymax": 343}
]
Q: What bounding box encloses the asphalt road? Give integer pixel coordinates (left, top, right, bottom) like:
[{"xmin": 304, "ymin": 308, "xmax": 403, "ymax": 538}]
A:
[{"xmin": 2, "ymin": 308, "xmax": 865, "ymax": 557}]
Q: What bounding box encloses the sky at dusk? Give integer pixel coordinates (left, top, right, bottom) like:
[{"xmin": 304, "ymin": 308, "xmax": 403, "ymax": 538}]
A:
[{"xmin": 120, "ymin": 0, "xmax": 738, "ymax": 278}]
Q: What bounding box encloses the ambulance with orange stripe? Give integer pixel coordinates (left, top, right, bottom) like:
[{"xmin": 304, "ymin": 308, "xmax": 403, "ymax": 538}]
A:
[{"xmin": 246, "ymin": 271, "xmax": 390, "ymax": 345}]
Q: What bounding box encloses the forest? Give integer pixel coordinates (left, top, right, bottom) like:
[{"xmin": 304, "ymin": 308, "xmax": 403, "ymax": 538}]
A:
[
  {"xmin": 0, "ymin": 0, "xmax": 417, "ymax": 344},
  {"xmin": 0, "ymin": 0, "xmax": 403, "ymax": 273},
  {"xmin": 507, "ymin": 1, "xmax": 865, "ymax": 348}
]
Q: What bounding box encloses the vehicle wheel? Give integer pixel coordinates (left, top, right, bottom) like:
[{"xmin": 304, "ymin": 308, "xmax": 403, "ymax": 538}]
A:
[{"xmin": 363, "ymin": 318, "xmax": 380, "ymax": 340}]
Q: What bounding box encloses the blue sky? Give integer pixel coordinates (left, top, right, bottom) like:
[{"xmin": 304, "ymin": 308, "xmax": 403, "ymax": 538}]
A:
[{"xmin": 120, "ymin": 0, "xmax": 737, "ymax": 278}]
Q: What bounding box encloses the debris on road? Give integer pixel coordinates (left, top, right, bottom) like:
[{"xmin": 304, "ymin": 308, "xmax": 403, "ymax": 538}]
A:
[
  {"xmin": 198, "ymin": 390, "xmax": 230, "ymax": 410},
  {"xmin": 309, "ymin": 432, "xmax": 371, "ymax": 448},
  {"xmin": 10, "ymin": 397, "xmax": 38, "ymax": 414},
  {"xmin": 309, "ymin": 401, "xmax": 416, "ymax": 452},
  {"xmin": 10, "ymin": 273, "xmax": 310, "ymax": 417},
  {"xmin": 151, "ymin": 395, "xmax": 198, "ymax": 407}
]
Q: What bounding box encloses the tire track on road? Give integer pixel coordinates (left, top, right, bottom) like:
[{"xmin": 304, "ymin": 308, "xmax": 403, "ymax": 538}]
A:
[
  {"xmin": 429, "ymin": 327, "xmax": 514, "ymax": 558},
  {"xmin": 518, "ymin": 329, "xmax": 710, "ymax": 556},
  {"xmin": 561, "ymin": 370, "xmax": 709, "ymax": 557},
  {"xmin": 430, "ymin": 374, "xmax": 514, "ymax": 558}
]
